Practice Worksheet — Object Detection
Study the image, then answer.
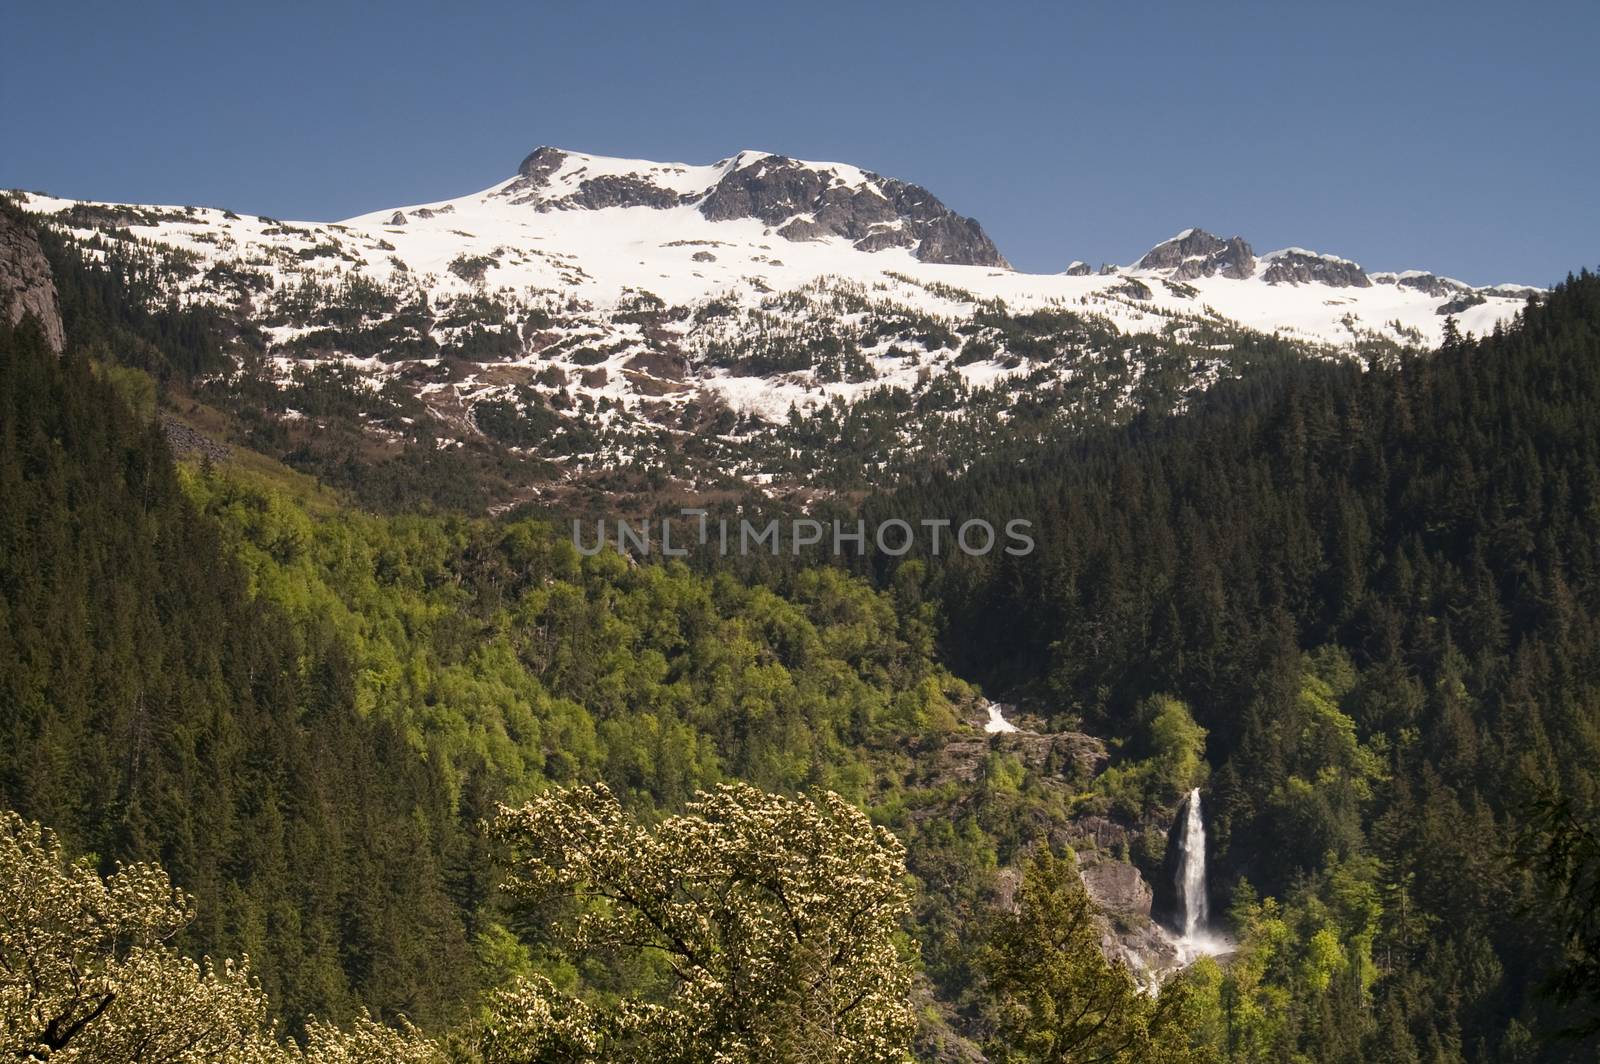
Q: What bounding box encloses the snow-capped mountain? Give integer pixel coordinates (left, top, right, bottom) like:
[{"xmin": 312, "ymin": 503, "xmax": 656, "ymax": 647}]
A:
[{"xmin": 6, "ymin": 148, "xmax": 1544, "ymax": 503}]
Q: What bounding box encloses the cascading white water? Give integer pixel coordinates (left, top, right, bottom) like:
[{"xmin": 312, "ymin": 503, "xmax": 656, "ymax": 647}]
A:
[
  {"xmin": 984, "ymin": 701, "xmax": 1019, "ymax": 734},
  {"xmin": 1176, "ymin": 787, "xmax": 1208, "ymax": 939}
]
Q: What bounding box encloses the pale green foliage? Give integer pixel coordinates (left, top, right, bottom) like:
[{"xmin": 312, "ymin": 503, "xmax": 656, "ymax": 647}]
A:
[
  {"xmin": 1095, "ymin": 695, "xmax": 1208, "ymax": 814},
  {"xmin": 179, "ymin": 469, "xmax": 965, "ymax": 814},
  {"xmin": 1291, "ymin": 650, "xmax": 1384, "ymax": 796},
  {"xmin": 1212, "ymin": 889, "xmax": 1295, "ymax": 1058},
  {"xmin": 1146, "ymin": 695, "xmax": 1209, "ymax": 801},
  {"xmin": 977, "ymin": 850, "xmax": 1204, "ymax": 1064},
  {"xmin": 487, "ymin": 782, "xmax": 917, "ymax": 1062},
  {"xmin": 0, "ymin": 810, "xmax": 443, "ymax": 1063},
  {"xmin": 1261, "ymin": 650, "xmax": 1388, "ymax": 869},
  {"xmin": 1300, "ymin": 927, "xmax": 1347, "ymax": 993},
  {"xmin": 1208, "ymin": 858, "xmax": 1383, "ymax": 1060}
]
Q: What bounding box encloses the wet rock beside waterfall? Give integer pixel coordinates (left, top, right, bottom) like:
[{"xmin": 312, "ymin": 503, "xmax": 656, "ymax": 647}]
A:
[{"xmin": 1078, "ymin": 851, "xmax": 1153, "ymax": 917}]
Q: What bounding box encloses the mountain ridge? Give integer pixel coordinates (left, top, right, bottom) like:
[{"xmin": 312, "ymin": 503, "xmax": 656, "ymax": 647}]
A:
[
  {"xmin": 492, "ymin": 146, "xmax": 1010, "ymax": 269},
  {"xmin": 3, "ymin": 146, "xmax": 1549, "ymax": 507}
]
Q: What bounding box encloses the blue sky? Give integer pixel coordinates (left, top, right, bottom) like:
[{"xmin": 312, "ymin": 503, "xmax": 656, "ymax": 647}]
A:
[{"xmin": 4, "ymin": 1, "xmax": 1595, "ymax": 285}]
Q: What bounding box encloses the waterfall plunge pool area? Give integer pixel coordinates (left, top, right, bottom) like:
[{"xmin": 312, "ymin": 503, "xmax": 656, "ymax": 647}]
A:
[
  {"xmin": 976, "ymin": 699, "xmax": 1232, "ymax": 985},
  {"xmin": 1162, "ymin": 787, "xmax": 1234, "ymax": 967}
]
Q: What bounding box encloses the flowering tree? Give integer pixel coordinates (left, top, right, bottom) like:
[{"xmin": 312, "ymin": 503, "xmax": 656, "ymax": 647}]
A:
[
  {"xmin": 0, "ymin": 810, "xmax": 441, "ymax": 1063},
  {"xmin": 0, "ymin": 810, "xmax": 280, "ymax": 1061},
  {"xmin": 485, "ymin": 782, "xmax": 917, "ymax": 1063}
]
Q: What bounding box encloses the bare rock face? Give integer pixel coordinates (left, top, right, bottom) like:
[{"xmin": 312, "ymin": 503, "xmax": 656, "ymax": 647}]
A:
[
  {"xmin": 503, "ymin": 147, "xmax": 1009, "ymax": 268},
  {"xmin": 1112, "ymin": 278, "xmax": 1154, "ymax": 301},
  {"xmin": 559, "ymin": 173, "xmax": 684, "ymax": 211},
  {"xmin": 1078, "ymin": 852, "xmax": 1154, "ymax": 917},
  {"xmin": 699, "ymin": 155, "xmax": 1009, "ymax": 267},
  {"xmin": 1393, "ymin": 271, "xmax": 1469, "ymax": 297},
  {"xmin": 1260, "ymin": 248, "xmax": 1371, "ymax": 288},
  {"xmin": 1068, "ymin": 846, "xmax": 1187, "ymax": 986},
  {"xmin": 1437, "ymin": 292, "xmax": 1488, "ymax": 316},
  {"xmin": 0, "ymin": 209, "xmax": 64, "ymax": 353},
  {"xmin": 510, "ymin": 145, "xmax": 569, "ymax": 193},
  {"xmin": 912, "ymin": 213, "xmax": 1007, "ymax": 267},
  {"xmin": 1135, "ymin": 228, "xmax": 1256, "ymax": 280},
  {"xmin": 993, "ymin": 846, "xmax": 1178, "ymax": 988},
  {"xmin": 504, "ymin": 148, "xmax": 683, "ymax": 210},
  {"xmin": 161, "ymin": 414, "xmax": 230, "ymax": 462}
]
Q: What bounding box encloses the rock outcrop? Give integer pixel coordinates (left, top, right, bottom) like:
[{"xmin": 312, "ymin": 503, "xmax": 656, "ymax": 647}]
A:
[
  {"xmin": 1259, "ymin": 248, "xmax": 1371, "ymax": 288},
  {"xmin": 161, "ymin": 414, "xmax": 230, "ymax": 463},
  {"xmin": 932, "ymin": 725, "xmax": 1107, "ymax": 787},
  {"xmin": 1379, "ymin": 273, "xmax": 1540, "ymax": 303},
  {"xmin": 0, "ymin": 208, "xmax": 64, "ymax": 352},
  {"xmin": 503, "ymin": 147, "xmax": 1010, "ymax": 268},
  {"xmin": 1371, "ymin": 270, "xmax": 1469, "ymax": 297},
  {"xmin": 1132, "ymin": 230, "xmax": 1412, "ymax": 290},
  {"xmin": 1135, "ymin": 228, "xmax": 1256, "ymax": 280},
  {"xmin": 509, "ymin": 145, "xmax": 570, "ymax": 193},
  {"xmin": 1112, "ymin": 278, "xmax": 1154, "ymax": 301},
  {"xmin": 1076, "ymin": 849, "xmax": 1182, "ymax": 984},
  {"xmin": 1436, "ymin": 292, "xmax": 1488, "ymax": 316},
  {"xmin": 1078, "ymin": 852, "xmax": 1154, "ymax": 917},
  {"xmin": 699, "ymin": 154, "xmax": 1009, "ymax": 267}
]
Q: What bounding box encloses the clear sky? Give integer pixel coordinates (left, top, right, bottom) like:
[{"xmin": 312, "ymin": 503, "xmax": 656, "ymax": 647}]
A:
[{"xmin": 4, "ymin": 0, "xmax": 1595, "ymax": 285}]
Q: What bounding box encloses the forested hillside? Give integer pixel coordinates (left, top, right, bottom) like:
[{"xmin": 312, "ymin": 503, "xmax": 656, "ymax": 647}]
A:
[
  {"xmin": 3, "ymin": 193, "xmax": 1598, "ymax": 1061},
  {"xmin": 861, "ymin": 274, "xmax": 1600, "ymax": 1057},
  {"xmin": 0, "ymin": 310, "xmax": 976, "ymax": 1035},
  {"xmin": 0, "ymin": 316, "xmax": 480, "ymax": 1027}
]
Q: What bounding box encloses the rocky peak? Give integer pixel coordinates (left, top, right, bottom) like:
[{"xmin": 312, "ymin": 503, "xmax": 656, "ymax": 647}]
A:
[
  {"xmin": 0, "ymin": 208, "xmax": 64, "ymax": 353},
  {"xmin": 1134, "ymin": 228, "xmax": 1255, "ymax": 280},
  {"xmin": 699, "ymin": 153, "xmax": 1008, "ymax": 267},
  {"xmin": 1259, "ymin": 247, "xmax": 1371, "ymax": 288},
  {"xmin": 515, "ymin": 145, "xmax": 567, "ymax": 182},
  {"xmin": 1370, "ymin": 273, "xmax": 1540, "ymax": 303},
  {"xmin": 1371, "ymin": 270, "xmax": 1470, "ymax": 298},
  {"xmin": 502, "ymin": 147, "xmax": 1009, "ymax": 268},
  {"xmin": 504, "ymin": 146, "xmax": 685, "ymax": 211}
]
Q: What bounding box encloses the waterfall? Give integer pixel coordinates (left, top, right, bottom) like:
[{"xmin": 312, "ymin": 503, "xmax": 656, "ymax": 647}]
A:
[
  {"xmin": 984, "ymin": 701, "xmax": 1019, "ymax": 734},
  {"xmin": 1176, "ymin": 787, "xmax": 1208, "ymax": 939}
]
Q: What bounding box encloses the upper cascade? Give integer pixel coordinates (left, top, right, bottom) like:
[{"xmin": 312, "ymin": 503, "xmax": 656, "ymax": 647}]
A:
[{"xmin": 497, "ymin": 146, "xmax": 1010, "ymax": 268}]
